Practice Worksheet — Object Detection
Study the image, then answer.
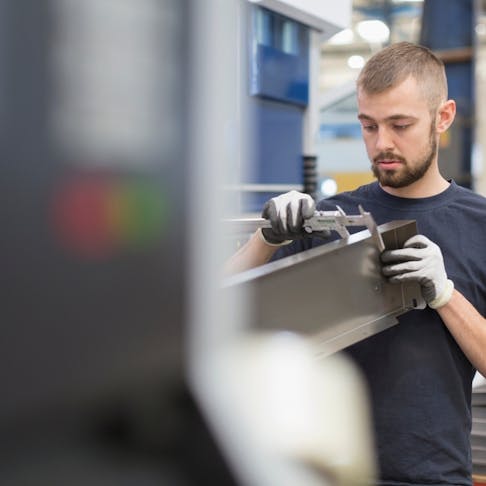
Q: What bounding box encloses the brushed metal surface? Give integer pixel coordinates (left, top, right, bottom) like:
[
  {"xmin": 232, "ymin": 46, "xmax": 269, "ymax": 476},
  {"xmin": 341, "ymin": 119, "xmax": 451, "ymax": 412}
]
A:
[{"xmin": 222, "ymin": 220, "xmax": 425, "ymax": 357}]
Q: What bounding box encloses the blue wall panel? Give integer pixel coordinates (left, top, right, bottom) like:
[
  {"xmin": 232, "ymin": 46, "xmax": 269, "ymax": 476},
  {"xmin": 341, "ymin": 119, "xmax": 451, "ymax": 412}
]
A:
[
  {"xmin": 243, "ymin": 6, "xmax": 310, "ymax": 213},
  {"xmin": 250, "ymin": 44, "xmax": 309, "ymax": 106},
  {"xmin": 249, "ymin": 7, "xmax": 309, "ymax": 106},
  {"xmin": 420, "ymin": 0, "xmax": 474, "ymax": 187},
  {"xmin": 420, "ymin": 0, "xmax": 473, "ymax": 50},
  {"xmin": 245, "ymin": 98, "xmax": 304, "ymax": 212}
]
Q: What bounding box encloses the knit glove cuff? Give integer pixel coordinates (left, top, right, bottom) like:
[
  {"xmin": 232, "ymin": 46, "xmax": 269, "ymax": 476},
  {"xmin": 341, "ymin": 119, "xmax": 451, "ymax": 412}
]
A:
[{"xmin": 428, "ymin": 279, "xmax": 454, "ymax": 309}]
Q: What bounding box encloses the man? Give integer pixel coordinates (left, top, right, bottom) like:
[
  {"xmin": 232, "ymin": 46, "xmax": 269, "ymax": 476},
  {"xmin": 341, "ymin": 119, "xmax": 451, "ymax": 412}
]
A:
[{"xmin": 226, "ymin": 42, "xmax": 486, "ymax": 485}]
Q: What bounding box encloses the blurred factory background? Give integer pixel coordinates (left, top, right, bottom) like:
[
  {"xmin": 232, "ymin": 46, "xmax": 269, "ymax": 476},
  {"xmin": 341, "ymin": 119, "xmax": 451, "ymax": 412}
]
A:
[{"xmin": 1, "ymin": 0, "xmax": 486, "ymax": 485}]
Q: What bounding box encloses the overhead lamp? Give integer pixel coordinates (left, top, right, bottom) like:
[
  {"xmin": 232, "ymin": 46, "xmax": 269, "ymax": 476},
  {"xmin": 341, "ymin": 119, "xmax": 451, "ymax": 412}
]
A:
[
  {"xmin": 347, "ymin": 55, "xmax": 365, "ymax": 69},
  {"xmin": 476, "ymin": 23, "xmax": 486, "ymax": 36},
  {"xmin": 320, "ymin": 178, "xmax": 338, "ymax": 198},
  {"xmin": 356, "ymin": 20, "xmax": 390, "ymax": 44}
]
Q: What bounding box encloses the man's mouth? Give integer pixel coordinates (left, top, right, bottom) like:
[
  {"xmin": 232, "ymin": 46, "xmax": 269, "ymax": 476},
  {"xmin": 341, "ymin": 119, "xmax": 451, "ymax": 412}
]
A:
[{"xmin": 375, "ymin": 158, "xmax": 403, "ymax": 170}]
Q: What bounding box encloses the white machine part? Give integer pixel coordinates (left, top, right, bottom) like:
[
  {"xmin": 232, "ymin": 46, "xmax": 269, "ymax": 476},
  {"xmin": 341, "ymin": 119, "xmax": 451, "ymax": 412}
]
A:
[
  {"xmin": 246, "ymin": 0, "xmax": 351, "ymax": 36},
  {"xmin": 195, "ymin": 332, "xmax": 377, "ymax": 486}
]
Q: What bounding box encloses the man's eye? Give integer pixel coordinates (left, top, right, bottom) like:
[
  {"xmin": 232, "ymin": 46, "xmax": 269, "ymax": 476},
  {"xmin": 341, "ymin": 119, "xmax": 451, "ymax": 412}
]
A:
[
  {"xmin": 362, "ymin": 125, "xmax": 377, "ymax": 132},
  {"xmin": 394, "ymin": 124, "xmax": 410, "ymax": 130}
]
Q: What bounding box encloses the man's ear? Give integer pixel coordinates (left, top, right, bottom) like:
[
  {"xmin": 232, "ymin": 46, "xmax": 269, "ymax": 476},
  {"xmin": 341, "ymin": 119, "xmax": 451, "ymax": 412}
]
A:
[{"xmin": 436, "ymin": 99, "xmax": 456, "ymax": 133}]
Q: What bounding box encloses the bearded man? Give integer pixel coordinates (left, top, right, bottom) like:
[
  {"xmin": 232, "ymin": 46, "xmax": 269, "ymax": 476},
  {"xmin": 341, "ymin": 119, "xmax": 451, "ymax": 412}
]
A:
[{"xmin": 226, "ymin": 42, "xmax": 486, "ymax": 486}]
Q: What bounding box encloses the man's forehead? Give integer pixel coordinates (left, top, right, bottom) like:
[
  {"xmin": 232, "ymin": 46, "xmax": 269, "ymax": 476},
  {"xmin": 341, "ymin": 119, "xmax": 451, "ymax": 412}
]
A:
[
  {"xmin": 357, "ymin": 85, "xmax": 429, "ymax": 120},
  {"xmin": 357, "ymin": 76, "xmax": 428, "ymax": 106}
]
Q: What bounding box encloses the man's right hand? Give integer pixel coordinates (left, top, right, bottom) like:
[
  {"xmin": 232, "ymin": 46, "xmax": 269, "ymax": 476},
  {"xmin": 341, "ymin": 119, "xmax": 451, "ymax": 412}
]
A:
[
  {"xmin": 260, "ymin": 190, "xmax": 316, "ymax": 246},
  {"xmin": 225, "ymin": 190, "xmax": 325, "ymax": 275}
]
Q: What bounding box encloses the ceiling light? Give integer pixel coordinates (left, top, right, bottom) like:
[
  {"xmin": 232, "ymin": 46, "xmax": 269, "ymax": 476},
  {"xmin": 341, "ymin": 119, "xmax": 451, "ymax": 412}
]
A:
[
  {"xmin": 356, "ymin": 20, "xmax": 390, "ymax": 44},
  {"xmin": 320, "ymin": 178, "xmax": 338, "ymax": 197},
  {"xmin": 476, "ymin": 23, "xmax": 486, "ymax": 36},
  {"xmin": 347, "ymin": 55, "xmax": 365, "ymax": 69}
]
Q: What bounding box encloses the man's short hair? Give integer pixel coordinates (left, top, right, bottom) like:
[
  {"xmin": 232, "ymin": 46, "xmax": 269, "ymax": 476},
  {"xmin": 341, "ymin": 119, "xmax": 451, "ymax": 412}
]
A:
[{"xmin": 357, "ymin": 41, "xmax": 448, "ymax": 112}]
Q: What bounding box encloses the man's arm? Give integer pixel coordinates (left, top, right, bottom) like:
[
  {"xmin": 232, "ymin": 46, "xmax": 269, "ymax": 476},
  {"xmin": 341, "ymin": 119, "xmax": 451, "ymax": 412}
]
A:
[
  {"xmin": 223, "ymin": 190, "xmax": 317, "ymax": 276},
  {"xmin": 437, "ymin": 290, "xmax": 486, "ymax": 377},
  {"xmin": 223, "ymin": 230, "xmax": 280, "ymax": 275}
]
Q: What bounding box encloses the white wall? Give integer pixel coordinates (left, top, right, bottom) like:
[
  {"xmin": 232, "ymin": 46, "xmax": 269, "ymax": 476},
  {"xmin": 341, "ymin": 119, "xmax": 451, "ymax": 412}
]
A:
[{"xmin": 248, "ymin": 0, "xmax": 352, "ymax": 38}]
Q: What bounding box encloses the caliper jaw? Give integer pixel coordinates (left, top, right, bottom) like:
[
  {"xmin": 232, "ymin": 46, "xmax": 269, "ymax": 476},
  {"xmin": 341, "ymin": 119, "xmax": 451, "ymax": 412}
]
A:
[{"xmin": 303, "ymin": 205, "xmax": 385, "ymax": 252}]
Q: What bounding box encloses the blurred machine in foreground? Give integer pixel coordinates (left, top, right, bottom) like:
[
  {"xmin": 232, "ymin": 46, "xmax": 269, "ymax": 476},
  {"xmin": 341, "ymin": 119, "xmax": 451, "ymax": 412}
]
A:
[{"xmin": 1, "ymin": 1, "xmax": 235, "ymax": 484}]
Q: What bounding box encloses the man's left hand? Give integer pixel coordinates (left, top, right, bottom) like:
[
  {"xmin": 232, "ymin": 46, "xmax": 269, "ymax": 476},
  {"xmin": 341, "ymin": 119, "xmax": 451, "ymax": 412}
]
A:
[{"xmin": 381, "ymin": 234, "xmax": 454, "ymax": 309}]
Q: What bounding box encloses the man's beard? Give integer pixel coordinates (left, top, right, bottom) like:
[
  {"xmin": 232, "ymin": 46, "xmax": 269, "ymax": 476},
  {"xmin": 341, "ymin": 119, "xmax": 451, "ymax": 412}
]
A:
[{"xmin": 371, "ymin": 127, "xmax": 437, "ymax": 188}]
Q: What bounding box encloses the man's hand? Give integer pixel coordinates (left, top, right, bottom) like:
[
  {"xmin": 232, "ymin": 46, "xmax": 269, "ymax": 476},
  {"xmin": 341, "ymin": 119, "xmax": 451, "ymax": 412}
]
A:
[
  {"xmin": 260, "ymin": 190, "xmax": 319, "ymax": 246},
  {"xmin": 381, "ymin": 234, "xmax": 454, "ymax": 309}
]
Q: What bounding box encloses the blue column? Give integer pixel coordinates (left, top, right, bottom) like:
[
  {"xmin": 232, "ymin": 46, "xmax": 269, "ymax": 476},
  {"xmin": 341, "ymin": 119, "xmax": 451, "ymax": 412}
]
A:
[
  {"xmin": 420, "ymin": 0, "xmax": 474, "ymax": 188},
  {"xmin": 243, "ymin": 6, "xmax": 310, "ymax": 212}
]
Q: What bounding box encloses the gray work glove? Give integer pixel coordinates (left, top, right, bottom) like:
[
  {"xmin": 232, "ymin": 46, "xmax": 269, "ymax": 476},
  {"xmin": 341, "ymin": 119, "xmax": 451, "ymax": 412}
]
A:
[
  {"xmin": 381, "ymin": 234, "xmax": 454, "ymax": 309},
  {"xmin": 260, "ymin": 190, "xmax": 326, "ymax": 246}
]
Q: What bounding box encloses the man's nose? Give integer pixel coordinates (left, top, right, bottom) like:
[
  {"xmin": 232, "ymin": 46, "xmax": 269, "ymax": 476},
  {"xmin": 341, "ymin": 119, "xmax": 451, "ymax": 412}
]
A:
[{"xmin": 375, "ymin": 127, "xmax": 394, "ymax": 152}]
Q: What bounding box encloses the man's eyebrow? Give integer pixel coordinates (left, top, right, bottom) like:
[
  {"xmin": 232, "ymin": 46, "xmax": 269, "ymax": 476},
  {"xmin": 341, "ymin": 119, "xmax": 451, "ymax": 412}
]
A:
[
  {"xmin": 358, "ymin": 113, "xmax": 418, "ymax": 122},
  {"xmin": 358, "ymin": 114, "xmax": 373, "ymax": 121}
]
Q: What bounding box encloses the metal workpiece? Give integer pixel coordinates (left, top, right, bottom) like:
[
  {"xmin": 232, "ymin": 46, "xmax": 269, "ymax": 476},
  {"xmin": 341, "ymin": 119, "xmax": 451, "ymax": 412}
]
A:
[{"xmin": 222, "ymin": 220, "xmax": 425, "ymax": 357}]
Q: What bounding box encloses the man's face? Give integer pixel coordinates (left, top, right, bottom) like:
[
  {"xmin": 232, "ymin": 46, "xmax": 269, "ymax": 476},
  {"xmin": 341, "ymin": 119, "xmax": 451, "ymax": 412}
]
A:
[{"xmin": 357, "ymin": 76, "xmax": 438, "ymax": 188}]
